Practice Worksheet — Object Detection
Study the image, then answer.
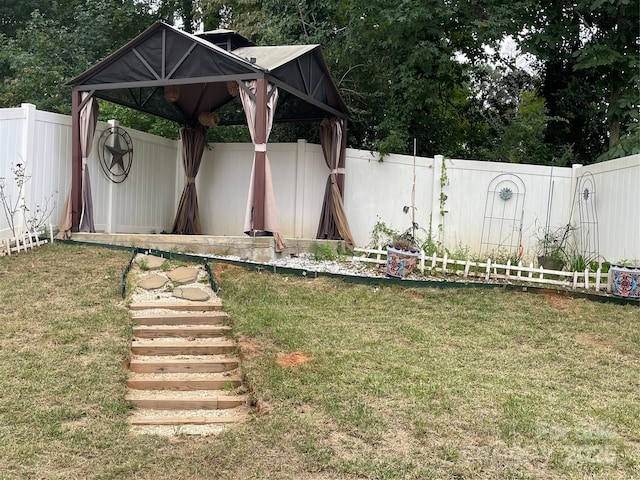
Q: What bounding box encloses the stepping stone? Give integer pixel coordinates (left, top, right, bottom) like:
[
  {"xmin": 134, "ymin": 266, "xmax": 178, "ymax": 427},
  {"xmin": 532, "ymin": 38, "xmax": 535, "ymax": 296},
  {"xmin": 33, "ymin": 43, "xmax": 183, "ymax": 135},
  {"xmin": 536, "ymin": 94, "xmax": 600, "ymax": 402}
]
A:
[
  {"xmin": 136, "ymin": 255, "xmax": 165, "ymax": 270},
  {"xmin": 138, "ymin": 274, "xmax": 168, "ymax": 290},
  {"xmin": 167, "ymin": 267, "xmax": 199, "ymax": 284},
  {"xmin": 173, "ymin": 287, "xmax": 210, "ymax": 302}
]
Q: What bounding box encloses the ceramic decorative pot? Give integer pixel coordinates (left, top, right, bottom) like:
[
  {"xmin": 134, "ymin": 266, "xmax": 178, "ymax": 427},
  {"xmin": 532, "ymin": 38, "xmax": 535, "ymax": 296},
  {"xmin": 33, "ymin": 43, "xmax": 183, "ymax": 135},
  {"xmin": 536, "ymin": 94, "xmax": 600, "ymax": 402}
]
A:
[
  {"xmin": 386, "ymin": 245, "xmax": 420, "ymax": 279},
  {"xmin": 610, "ymin": 264, "xmax": 640, "ymax": 298}
]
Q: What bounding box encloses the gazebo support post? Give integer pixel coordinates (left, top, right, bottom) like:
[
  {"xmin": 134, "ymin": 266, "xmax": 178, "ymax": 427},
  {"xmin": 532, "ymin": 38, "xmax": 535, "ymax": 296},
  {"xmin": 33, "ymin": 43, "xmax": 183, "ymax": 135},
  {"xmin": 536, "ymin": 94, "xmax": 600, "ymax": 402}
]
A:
[
  {"xmin": 252, "ymin": 77, "xmax": 267, "ymax": 231},
  {"xmin": 71, "ymin": 90, "xmax": 82, "ymax": 232}
]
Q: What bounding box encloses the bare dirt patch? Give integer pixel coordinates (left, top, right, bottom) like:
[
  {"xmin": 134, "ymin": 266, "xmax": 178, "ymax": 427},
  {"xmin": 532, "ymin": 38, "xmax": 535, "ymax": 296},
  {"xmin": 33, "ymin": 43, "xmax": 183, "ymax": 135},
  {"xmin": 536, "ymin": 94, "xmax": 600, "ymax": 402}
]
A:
[
  {"xmin": 543, "ymin": 291, "xmax": 574, "ymax": 311},
  {"xmin": 211, "ymin": 262, "xmax": 241, "ymax": 277},
  {"xmin": 237, "ymin": 334, "xmax": 264, "ymax": 362},
  {"xmin": 276, "ymin": 351, "xmax": 311, "ymax": 368}
]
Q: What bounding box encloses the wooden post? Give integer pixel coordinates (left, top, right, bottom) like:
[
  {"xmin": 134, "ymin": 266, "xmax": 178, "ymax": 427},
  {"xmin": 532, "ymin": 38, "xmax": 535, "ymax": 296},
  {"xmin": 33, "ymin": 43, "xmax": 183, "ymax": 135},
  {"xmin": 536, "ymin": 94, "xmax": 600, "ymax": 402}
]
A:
[
  {"xmin": 252, "ymin": 78, "xmax": 267, "ymax": 231},
  {"xmin": 71, "ymin": 90, "xmax": 82, "ymax": 231}
]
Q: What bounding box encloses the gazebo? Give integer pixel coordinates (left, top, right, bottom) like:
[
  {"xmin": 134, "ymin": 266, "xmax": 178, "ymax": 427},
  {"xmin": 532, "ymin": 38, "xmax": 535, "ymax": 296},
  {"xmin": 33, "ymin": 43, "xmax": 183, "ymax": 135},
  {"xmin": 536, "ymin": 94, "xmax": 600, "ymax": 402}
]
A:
[{"xmin": 63, "ymin": 21, "xmax": 354, "ymax": 250}]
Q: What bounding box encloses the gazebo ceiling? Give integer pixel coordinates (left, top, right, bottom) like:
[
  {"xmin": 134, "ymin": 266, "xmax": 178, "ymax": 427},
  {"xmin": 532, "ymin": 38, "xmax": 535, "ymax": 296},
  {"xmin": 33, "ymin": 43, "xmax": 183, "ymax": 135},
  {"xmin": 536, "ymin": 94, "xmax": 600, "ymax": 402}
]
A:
[{"xmin": 66, "ymin": 21, "xmax": 349, "ymax": 125}]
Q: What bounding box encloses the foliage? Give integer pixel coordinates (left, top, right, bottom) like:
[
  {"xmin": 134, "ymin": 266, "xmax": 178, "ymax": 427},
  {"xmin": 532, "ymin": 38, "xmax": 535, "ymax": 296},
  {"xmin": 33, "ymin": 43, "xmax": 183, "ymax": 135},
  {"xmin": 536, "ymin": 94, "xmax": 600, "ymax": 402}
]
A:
[
  {"xmin": 98, "ymin": 103, "xmax": 181, "ymax": 140},
  {"xmin": 483, "ymin": 89, "xmax": 557, "ymax": 164},
  {"xmin": 201, "ymin": 0, "xmax": 638, "ymax": 164},
  {"xmin": 535, "ymin": 223, "xmax": 576, "ymax": 270},
  {"xmin": 597, "ymin": 122, "xmax": 640, "ymax": 162},
  {"xmin": 0, "ymin": 0, "xmax": 636, "ymax": 161},
  {"xmin": 309, "ymin": 241, "xmax": 337, "ymax": 261},
  {"xmin": 514, "ymin": 0, "xmax": 640, "ymax": 164},
  {"xmin": 0, "ymin": 2, "xmax": 163, "ymax": 114},
  {"xmin": 369, "ymin": 218, "xmax": 429, "ymax": 254}
]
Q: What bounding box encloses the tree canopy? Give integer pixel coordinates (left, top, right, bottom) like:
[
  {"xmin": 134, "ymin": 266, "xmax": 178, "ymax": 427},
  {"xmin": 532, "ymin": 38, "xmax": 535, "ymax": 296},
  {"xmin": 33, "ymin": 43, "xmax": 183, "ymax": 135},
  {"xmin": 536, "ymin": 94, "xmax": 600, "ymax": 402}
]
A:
[{"xmin": 1, "ymin": 0, "xmax": 637, "ymax": 164}]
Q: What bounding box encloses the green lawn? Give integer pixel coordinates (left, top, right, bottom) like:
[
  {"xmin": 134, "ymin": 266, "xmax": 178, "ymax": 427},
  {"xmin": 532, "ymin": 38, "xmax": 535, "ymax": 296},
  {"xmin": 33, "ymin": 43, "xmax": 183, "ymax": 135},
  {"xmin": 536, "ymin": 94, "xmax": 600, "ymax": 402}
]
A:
[{"xmin": 0, "ymin": 244, "xmax": 638, "ymax": 479}]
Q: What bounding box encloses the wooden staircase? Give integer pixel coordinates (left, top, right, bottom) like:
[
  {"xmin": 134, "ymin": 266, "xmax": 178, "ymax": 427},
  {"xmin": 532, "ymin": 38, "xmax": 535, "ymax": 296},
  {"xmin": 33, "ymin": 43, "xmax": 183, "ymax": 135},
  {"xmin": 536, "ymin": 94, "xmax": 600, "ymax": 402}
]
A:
[{"xmin": 126, "ymin": 305, "xmax": 249, "ymax": 436}]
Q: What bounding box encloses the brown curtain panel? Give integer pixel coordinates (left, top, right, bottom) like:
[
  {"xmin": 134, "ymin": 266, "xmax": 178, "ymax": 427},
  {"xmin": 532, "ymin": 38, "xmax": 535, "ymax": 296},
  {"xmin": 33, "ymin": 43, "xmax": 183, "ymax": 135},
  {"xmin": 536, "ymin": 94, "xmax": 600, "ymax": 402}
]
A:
[
  {"xmin": 56, "ymin": 92, "xmax": 98, "ymax": 239},
  {"xmin": 171, "ymin": 124, "xmax": 207, "ymax": 234},
  {"xmin": 239, "ymin": 80, "xmax": 286, "ymax": 251},
  {"xmin": 79, "ymin": 92, "xmax": 99, "ymax": 232},
  {"xmin": 316, "ymin": 118, "xmax": 355, "ymax": 249}
]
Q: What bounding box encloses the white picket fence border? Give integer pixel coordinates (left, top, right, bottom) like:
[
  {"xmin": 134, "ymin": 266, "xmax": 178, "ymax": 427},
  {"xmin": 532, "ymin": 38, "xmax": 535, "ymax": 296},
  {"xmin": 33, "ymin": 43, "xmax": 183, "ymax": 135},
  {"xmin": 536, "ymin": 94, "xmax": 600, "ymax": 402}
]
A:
[
  {"xmin": 1, "ymin": 224, "xmax": 54, "ymax": 256},
  {"xmin": 353, "ymin": 244, "xmax": 611, "ymax": 293}
]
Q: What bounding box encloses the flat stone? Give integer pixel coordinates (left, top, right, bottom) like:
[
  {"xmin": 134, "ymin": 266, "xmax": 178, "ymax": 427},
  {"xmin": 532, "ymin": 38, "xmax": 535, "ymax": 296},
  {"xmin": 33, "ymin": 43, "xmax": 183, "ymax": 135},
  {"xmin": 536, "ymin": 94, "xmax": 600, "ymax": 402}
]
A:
[
  {"xmin": 138, "ymin": 274, "xmax": 168, "ymax": 290},
  {"xmin": 167, "ymin": 266, "xmax": 199, "ymax": 284},
  {"xmin": 172, "ymin": 287, "xmax": 210, "ymax": 302},
  {"xmin": 136, "ymin": 254, "xmax": 165, "ymax": 270}
]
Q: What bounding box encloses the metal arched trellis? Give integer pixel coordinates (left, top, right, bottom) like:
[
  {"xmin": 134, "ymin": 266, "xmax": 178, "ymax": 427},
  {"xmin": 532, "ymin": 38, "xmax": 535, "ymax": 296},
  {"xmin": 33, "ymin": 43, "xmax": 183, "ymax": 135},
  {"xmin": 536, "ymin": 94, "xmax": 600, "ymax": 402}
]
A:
[
  {"xmin": 480, "ymin": 174, "xmax": 527, "ymax": 258},
  {"xmin": 575, "ymin": 172, "xmax": 599, "ymax": 263}
]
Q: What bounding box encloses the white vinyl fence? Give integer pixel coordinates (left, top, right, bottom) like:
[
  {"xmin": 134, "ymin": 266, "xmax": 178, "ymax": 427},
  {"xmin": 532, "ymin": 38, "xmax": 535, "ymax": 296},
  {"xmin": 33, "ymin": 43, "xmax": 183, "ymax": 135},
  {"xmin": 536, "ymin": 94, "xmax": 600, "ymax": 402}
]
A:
[{"xmin": 1, "ymin": 103, "xmax": 638, "ymax": 266}]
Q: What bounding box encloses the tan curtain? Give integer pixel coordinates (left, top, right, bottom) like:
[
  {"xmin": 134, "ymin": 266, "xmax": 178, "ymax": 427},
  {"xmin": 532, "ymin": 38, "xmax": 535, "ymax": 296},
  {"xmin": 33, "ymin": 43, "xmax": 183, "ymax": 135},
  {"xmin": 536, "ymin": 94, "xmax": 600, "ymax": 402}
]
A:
[
  {"xmin": 239, "ymin": 80, "xmax": 285, "ymax": 252},
  {"xmin": 55, "ymin": 190, "xmax": 73, "ymax": 239},
  {"xmin": 79, "ymin": 92, "xmax": 99, "ymax": 232},
  {"xmin": 316, "ymin": 117, "xmax": 355, "ymax": 249},
  {"xmin": 171, "ymin": 124, "xmax": 207, "ymax": 234},
  {"xmin": 56, "ymin": 92, "xmax": 98, "ymax": 239}
]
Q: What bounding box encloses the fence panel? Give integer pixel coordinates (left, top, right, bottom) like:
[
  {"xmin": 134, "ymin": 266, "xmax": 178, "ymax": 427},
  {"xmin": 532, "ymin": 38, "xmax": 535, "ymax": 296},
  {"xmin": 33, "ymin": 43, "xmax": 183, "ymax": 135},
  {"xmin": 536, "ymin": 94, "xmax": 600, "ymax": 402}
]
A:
[
  {"xmin": 0, "ymin": 105, "xmax": 637, "ymax": 265},
  {"xmin": 353, "ymin": 247, "xmax": 610, "ymax": 293}
]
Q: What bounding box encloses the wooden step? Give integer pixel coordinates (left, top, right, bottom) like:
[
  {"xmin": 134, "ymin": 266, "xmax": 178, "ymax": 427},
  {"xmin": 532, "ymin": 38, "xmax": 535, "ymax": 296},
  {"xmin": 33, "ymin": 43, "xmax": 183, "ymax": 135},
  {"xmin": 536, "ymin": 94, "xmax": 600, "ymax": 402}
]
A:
[
  {"xmin": 131, "ymin": 340, "xmax": 235, "ymax": 356},
  {"xmin": 131, "ymin": 312, "xmax": 229, "ymax": 326},
  {"xmin": 127, "ymin": 376, "xmax": 242, "ymax": 391},
  {"xmin": 126, "ymin": 395, "xmax": 247, "ymax": 410},
  {"xmin": 129, "ymin": 301, "xmax": 223, "ymax": 312},
  {"xmin": 132, "ymin": 325, "xmax": 232, "ymax": 338},
  {"xmin": 129, "ymin": 415, "xmax": 247, "ymax": 426},
  {"xmin": 129, "ymin": 358, "xmax": 239, "ymax": 373}
]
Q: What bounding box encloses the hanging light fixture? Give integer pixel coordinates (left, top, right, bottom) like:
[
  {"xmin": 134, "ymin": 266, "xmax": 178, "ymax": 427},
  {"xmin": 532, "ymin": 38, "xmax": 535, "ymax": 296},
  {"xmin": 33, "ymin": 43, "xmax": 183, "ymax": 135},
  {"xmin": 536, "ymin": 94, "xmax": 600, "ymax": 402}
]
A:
[
  {"xmin": 226, "ymin": 80, "xmax": 239, "ymax": 97},
  {"xmin": 164, "ymin": 85, "xmax": 180, "ymax": 102},
  {"xmin": 198, "ymin": 112, "xmax": 220, "ymax": 127}
]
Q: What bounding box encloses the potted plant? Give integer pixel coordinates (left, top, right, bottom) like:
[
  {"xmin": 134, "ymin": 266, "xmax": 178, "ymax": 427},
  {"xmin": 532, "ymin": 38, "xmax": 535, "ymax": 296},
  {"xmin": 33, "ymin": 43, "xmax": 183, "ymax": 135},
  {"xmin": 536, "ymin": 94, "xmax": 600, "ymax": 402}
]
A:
[
  {"xmin": 386, "ymin": 235, "xmax": 420, "ymax": 279},
  {"xmin": 536, "ymin": 224, "xmax": 572, "ymax": 271},
  {"xmin": 609, "ymin": 260, "xmax": 640, "ymax": 298}
]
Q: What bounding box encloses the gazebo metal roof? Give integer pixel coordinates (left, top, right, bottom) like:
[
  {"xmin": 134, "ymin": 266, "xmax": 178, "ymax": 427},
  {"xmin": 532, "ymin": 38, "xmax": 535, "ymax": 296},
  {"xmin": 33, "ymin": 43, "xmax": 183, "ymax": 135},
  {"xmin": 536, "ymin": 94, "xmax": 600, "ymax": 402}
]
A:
[{"xmin": 66, "ymin": 21, "xmax": 349, "ymax": 125}]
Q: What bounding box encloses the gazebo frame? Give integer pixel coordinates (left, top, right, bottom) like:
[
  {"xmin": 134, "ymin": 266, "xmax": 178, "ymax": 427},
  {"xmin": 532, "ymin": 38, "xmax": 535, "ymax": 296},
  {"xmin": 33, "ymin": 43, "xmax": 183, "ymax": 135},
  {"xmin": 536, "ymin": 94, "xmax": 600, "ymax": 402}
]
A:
[{"xmin": 66, "ymin": 21, "xmax": 351, "ymax": 243}]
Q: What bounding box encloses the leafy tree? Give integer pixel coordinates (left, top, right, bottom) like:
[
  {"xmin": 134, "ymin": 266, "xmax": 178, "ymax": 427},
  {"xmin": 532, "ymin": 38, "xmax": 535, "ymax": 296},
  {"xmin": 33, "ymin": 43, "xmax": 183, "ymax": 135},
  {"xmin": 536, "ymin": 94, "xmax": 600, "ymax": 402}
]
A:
[
  {"xmin": 1, "ymin": 0, "xmax": 635, "ymax": 163},
  {"xmin": 0, "ymin": 11, "xmax": 89, "ymax": 114},
  {"xmin": 515, "ymin": 0, "xmax": 639, "ymax": 163}
]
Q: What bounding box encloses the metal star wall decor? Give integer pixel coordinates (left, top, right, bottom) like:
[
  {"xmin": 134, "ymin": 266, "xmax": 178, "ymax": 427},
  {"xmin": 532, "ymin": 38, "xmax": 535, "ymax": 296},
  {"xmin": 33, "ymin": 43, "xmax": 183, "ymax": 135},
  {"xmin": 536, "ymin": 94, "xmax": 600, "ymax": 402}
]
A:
[{"xmin": 98, "ymin": 127, "xmax": 133, "ymax": 183}]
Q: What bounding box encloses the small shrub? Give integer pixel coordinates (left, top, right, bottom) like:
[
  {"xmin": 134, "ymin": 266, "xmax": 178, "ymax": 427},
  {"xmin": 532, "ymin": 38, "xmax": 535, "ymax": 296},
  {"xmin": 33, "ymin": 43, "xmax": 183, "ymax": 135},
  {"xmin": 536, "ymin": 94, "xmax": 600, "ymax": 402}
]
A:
[
  {"xmin": 310, "ymin": 242, "xmax": 337, "ymax": 261},
  {"xmin": 391, "ymin": 237, "xmax": 415, "ymax": 252}
]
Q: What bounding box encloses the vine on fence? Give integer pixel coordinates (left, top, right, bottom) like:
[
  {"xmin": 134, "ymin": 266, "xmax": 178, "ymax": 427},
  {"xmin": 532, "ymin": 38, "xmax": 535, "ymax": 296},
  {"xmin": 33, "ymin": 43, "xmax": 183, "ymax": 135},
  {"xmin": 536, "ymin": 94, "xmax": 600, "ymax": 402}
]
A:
[{"xmin": 435, "ymin": 157, "xmax": 449, "ymax": 252}]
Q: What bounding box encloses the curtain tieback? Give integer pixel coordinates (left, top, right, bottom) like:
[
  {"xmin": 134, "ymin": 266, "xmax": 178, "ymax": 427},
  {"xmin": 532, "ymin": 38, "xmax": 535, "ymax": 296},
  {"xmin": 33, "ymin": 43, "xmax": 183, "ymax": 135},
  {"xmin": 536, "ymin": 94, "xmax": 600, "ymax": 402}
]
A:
[
  {"xmin": 330, "ymin": 168, "xmax": 345, "ymax": 175},
  {"xmin": 187, "ymin": 176, "xmax": 196, "ymax": 183},
  {"xmin": 254, "ymin": 143, "xmax": 267, "ymax": 152}
]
